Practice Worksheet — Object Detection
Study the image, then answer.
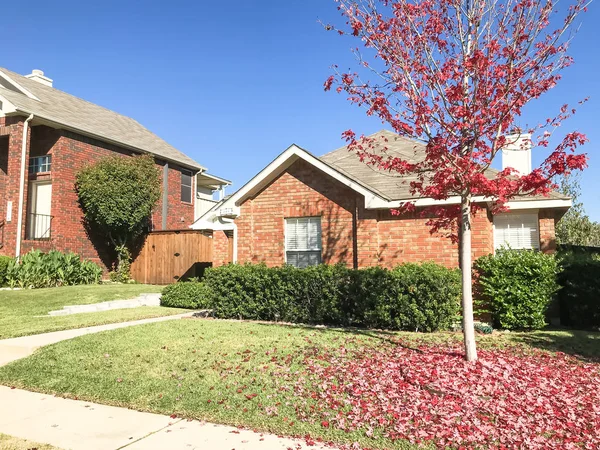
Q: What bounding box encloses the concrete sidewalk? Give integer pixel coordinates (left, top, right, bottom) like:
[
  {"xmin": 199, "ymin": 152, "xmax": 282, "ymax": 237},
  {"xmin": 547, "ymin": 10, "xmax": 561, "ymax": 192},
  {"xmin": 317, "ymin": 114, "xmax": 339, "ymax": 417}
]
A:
[
  {"xmin": 0, "ymin": 313, "xmax": 193, "ymax": 367},
  {"xmin": 0, "ymin": 386, "xmax": 327, "ymax": 450}
]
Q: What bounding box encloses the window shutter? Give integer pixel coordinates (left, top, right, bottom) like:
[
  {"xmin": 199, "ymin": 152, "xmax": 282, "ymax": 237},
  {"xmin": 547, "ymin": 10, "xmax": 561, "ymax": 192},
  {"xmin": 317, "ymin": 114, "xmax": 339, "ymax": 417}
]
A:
[{"xmin": 494, "ymin": 213, "xmax": 540, "ymax": 250}]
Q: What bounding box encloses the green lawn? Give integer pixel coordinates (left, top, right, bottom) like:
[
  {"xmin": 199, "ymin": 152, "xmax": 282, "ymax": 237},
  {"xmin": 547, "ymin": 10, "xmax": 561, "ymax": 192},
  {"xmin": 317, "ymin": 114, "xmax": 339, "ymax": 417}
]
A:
[
  {"xmin": 0, "ymin": 433, "xmax": 58, "ymax": 449},
  {"xmin": 0, "ymin": 320, "xmax": 597, "ymax": 449},
  {"xmin": 0, "ymin": 284, "xmax": 186, "ymax": 339}
]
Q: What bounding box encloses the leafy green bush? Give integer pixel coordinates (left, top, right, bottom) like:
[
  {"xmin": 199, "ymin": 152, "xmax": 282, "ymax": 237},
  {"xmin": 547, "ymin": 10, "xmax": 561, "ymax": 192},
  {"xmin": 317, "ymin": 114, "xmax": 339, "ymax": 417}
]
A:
[
  {"xmin": 6, "ymin": 250, "xmax": 102, "ymax": 289},
  {"xmin": 76, "ymin": 154, "xmax": 161, "ymax": 278},
  {"xmin": 161, "ymin": 281, "xmax": 211, "ymax": 309},
  {"xmin": 558, "ymin": 257, "xmax": 600, "ymax": 329},
  {"xmin": 475, "ymin": 249, "xmax": 560, "ymax": 330},
  {"xmin": 188, "ymin": 262, "xmax": 460, "ymax": 332},
  {"xmin": 0, "ymin": 255, "xmax": 13, "ymax": 286}
]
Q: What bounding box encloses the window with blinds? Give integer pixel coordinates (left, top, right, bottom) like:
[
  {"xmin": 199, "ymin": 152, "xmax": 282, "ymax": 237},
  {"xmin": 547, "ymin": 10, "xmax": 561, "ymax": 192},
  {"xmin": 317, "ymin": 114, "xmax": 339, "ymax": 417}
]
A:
[
  {"xmin": 493, "ymin": 213, "xmax": 540, "ymax": 250},
  {"xmin": 285, "ymin": 217, "xmax": 322, "ymax": 268}
]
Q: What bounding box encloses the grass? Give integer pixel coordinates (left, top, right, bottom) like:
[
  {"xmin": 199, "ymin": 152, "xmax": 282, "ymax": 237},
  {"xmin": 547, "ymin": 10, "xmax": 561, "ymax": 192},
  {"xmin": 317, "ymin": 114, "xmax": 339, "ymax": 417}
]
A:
[
  {"xmin": 0, "ymin": 320, "xmax": 597, "ymax": 449},
  {"xmin": 0, "ymin": 284, "xmax": 186, "ymax": 339},
  {"xmin": 0, "ymin": 433, "xmax": 58, "ymax": 450}
]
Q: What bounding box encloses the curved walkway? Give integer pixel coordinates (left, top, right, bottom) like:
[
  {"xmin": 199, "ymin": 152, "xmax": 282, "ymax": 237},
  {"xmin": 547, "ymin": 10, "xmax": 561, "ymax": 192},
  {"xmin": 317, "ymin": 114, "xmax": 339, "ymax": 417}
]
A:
[
  {"xmin": 0, "ymin": 312, "xmax": 193, "ymax": 367},
  {"xmin": 0, "ymin": 315, "xmax": 329, "ymax": 450},
  {"xmin": 0, "ymin": 386, "xmax": 326, "ymax": 450}
]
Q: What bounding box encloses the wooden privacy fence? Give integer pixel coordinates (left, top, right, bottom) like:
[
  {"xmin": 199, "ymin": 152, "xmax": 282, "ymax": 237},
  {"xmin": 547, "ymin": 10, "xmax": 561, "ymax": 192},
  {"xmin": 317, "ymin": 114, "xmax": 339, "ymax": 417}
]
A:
[{"xmin": 131, "ymin": 230, "xmax": 213, "ymax": 285}]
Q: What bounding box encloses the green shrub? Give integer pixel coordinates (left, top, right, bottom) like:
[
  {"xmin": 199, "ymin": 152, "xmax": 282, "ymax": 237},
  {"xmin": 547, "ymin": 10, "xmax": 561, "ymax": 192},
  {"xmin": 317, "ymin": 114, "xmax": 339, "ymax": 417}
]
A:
[
  {"xmin": 0, "ymin": 255, "xmax": 13, "ymax": 286},
  {"xmin": 558, "ymin": 258, "xmax": 600, "ymax": 329},
  {"xmin": 6, "ymin": 250, "xmax": 102, "ymax": 289},
  {"xmin": 475, "ymin": 249, "xmax": 560, "ymax": 330},
  {"xmin": 190, "ymin": 262, "xmax": 460, "ymax": 332},
  {"xmin": 161, "ymin": 281, "xmax": 211, "ymax": 309}
]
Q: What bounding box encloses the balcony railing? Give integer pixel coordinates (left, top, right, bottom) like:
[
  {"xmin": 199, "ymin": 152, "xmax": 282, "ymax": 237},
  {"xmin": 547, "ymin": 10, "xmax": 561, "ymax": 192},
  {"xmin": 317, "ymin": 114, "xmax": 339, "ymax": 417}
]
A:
[{"xmin": 27, "ymin": 213, "xmax": 53, "ymax": 240}]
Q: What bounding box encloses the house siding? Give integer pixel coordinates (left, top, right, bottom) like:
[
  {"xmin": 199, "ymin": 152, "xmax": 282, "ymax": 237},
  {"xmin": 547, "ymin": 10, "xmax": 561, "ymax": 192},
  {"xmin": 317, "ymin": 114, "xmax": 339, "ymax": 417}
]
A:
[
  {"xmin": 0, "ymin": 119, "xmax": 195, "ymax": 270},
  {"xmin": 236, "ymin": 159, "xmax": 531, "ymax": 269}
]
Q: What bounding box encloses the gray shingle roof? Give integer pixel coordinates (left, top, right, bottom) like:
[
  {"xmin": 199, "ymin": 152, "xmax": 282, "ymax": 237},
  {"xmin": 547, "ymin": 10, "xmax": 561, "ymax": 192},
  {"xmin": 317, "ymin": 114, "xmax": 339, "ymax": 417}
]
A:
[
  {"xmin": 0, "ymin": 67, "xmax": 204, "ymax": 170},
  {"xmin": 320, "ymin": 129, "xmax": 569, "ymax": 202}
]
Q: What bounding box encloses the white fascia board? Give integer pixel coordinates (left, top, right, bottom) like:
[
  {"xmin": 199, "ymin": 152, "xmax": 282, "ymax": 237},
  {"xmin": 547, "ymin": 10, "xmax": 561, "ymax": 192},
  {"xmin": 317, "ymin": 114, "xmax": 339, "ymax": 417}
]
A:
[
  {"xmin": 367, "ymin": 195, "xmax": 490, "ymax": 209},
  {"xmin": 189, "ymin": 218, "xmax": 235, "ymax": 231},
  {"xmin": 504, "ymin": 199, "xmax": 571, "ymax": 210},
  {"xmin": 230, "ymin": 144, "xmax": 385, "ymax": 209},
  {"xmin": 0, "ymin": 72, "xmax": 40, "ymax": 101},
  {"xmin": 368, "ymin": 196, "xmax": 570, "ymax": 211}
]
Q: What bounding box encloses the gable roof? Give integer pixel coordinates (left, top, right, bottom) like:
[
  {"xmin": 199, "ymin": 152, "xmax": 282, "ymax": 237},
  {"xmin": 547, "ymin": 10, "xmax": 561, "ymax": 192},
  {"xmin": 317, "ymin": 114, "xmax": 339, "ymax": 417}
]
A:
[
  {"xmin": 0, "ymin": 67, "xmax": 204, "ymax": 170},
  {"xmin": 321, "ymin": 129, "xmax": 570, "ymax": 203},
  {"xmin": 200, "ymin": 130, "xmax": 570, "ymax": 223}
]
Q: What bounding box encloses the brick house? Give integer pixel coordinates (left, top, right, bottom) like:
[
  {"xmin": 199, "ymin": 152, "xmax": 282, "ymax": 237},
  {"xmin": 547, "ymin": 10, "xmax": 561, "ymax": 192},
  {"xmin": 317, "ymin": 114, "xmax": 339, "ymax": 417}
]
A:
[
  {"xmin": 195, "ymin": 130, "xmax": 570, "ymax": 269},
  {"xmin": 0, "ymin": 67, "xmax": 228, "ymax": 269}
]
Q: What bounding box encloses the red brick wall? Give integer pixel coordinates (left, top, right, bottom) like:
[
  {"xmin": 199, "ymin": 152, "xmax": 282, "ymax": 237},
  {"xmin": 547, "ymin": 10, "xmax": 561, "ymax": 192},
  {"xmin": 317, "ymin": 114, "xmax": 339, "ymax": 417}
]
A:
[
  {"xmin": 212, "ymin": 230, "xmax": 231, "ymax": 267},
  {"xmin": 236, "ymin": 159, "xmax": 496, "ymax": 269},
  {"xmin": 539, "ymin": 210, "xmax": 557, "ymax": 254},
  {"xmin": 237, "ymin": 159, "xmax": 356, "ymax": 266},
  {"xmin": 0, "ymin": 121, "xmax": 196, "ymax": 270}
]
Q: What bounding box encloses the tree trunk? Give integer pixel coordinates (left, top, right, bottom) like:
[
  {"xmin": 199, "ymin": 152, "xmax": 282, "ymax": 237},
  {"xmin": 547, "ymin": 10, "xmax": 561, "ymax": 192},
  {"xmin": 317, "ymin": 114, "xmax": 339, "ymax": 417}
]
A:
[{"xmin": 460, "ymin": 196, "xmax": 478, "ymax": 362}]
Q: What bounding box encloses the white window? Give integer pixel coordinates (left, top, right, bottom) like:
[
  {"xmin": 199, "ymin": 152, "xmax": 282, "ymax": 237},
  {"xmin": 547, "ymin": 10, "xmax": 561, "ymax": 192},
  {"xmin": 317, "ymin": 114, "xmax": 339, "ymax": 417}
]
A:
[
  {"xmin": 285, "ymin": 217, "xmax": 322, "ymax": 268},
  {"xmin": 29, "ymin": 155, "xmax": 51, "ymax": 174},
  {"xmin": 494, "ymin": 212, "xmax": 540, "ymax": 250}
]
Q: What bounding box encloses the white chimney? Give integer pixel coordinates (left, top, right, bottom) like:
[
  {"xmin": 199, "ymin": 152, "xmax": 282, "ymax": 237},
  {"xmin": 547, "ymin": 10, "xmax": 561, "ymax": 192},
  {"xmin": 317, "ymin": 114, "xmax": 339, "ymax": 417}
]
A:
[
  {"xmin": 501, "ymin": 133, "xmax": 532, "ymax": 176},
  {"xmin": 25, "ymin": 69, "xmax": 53, "ymax": 87}
]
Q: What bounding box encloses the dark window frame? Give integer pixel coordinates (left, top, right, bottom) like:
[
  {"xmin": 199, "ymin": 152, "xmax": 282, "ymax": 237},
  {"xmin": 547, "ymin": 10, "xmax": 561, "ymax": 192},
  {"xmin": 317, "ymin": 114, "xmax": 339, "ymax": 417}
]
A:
[
  {"xmin": 29, "ymin": 155, "xmax": 52, "ymax": 174},
  {"xmin": 181, "ymin": 169, "xmax": 193, "ymax": 204}
]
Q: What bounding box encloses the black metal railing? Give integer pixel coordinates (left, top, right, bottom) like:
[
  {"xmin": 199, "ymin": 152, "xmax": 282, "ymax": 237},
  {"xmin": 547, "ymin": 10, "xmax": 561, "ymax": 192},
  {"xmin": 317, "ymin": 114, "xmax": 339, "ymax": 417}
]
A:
[
  {"xmin": 0, "ymin": 219, "xmax": 4, "ymax": 249},
  {"xmin": 27, "ymin": 213, "xmax": 53, "ymax": 240}
]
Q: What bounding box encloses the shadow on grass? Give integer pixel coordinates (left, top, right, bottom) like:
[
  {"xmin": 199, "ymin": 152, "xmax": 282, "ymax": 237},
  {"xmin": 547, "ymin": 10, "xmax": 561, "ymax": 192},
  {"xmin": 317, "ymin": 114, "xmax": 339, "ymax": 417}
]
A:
[
  {"xmin": 253, "ymin": 321, "xmax": 453, "ymax": 354},
  {"xmin": 251, "ymin": 320, "xmax": 600, "ymax": 363},
  {"xmin": 507, "ymin": 329, "xmax": 600, "ymax": 363}
]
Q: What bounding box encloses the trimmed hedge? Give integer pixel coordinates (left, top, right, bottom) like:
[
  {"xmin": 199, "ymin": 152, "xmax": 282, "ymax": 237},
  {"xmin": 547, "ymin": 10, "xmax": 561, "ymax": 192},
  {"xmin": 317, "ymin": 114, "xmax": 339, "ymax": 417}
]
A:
[
  {"xmin": 558, "ymin": 258, "xmax": 600, "ymax": 329},
  {"xmin": 161, "ymin": 281, "xmax": 212, "ymax": 309},
  {"xmin": 475, "ymin": 249, "xmax": 560, "ymax": 330},
  {"xmin": 0, "ymin": 255, "xmax": 12, "ymax": 286},
  {"xmin": 6, "ymin": 250, "xmax": 102, "ymax": 289},
  {"xmin": 167, "ymin": 262, "xmax": 461, "ymax": 332}
]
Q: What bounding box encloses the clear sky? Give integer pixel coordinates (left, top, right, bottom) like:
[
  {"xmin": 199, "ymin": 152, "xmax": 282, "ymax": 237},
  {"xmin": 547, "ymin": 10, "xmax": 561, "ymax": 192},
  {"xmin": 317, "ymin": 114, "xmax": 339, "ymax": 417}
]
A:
[{"xmin": 3, "ymin": 0, "xmax": 598, "ymax": 218}]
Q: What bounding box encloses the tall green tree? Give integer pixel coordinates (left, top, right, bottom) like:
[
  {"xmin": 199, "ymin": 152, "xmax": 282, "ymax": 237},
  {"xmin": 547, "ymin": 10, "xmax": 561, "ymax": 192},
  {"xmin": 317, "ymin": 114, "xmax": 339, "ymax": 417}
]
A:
[
  {"xmin": 556, "ymin": 174, "xmax": 600, "ymax": 247},
  {"xmin": 76, "ymin": 154, "xmax": 162, "ymax": 275}
]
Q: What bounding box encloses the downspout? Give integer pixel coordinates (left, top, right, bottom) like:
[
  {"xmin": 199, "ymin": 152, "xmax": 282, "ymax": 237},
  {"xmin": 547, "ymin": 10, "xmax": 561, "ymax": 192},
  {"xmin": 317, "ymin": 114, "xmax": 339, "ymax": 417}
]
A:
[{"xmin": 15, "ymin": 114, "xmax": 34, "ymax": 260}]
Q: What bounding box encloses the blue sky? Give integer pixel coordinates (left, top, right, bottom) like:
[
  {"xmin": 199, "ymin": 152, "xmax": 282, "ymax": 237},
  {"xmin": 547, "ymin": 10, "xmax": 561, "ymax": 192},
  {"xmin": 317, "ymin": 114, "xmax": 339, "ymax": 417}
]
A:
[{"xmin": 3, "ymin": 0, "xmax": 599, "ymax": 218}]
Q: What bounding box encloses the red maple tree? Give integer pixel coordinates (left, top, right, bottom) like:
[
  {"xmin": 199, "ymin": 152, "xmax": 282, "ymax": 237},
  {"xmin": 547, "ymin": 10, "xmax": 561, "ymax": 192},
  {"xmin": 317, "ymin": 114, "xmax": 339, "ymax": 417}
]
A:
[{"xmin": 324, "ymin": 0, "xmax": 589, "ymax": 361}]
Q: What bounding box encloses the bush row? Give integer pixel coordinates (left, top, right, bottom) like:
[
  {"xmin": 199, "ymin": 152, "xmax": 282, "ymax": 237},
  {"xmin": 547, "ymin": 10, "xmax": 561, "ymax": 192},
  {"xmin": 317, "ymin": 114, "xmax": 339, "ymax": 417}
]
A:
[
  {"xmin": 6, "ymin": 250, "xmax": 102, "ymax": 289},
  {"xmin": 475, "ymin": 249, "xmax": 560, "ymax": 330},
  {"xmin": 558, "ymin": 257, "xmax": 600, "ymax": 329},
  {"xmin": 162, "ymin": 262, "xmax": 461, "ymax": 332}
]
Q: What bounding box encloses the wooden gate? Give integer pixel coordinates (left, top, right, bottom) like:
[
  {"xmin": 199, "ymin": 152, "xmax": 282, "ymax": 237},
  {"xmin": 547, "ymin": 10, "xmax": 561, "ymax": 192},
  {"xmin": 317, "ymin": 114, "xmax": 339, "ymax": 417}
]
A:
[{"xmin": 131, "ymin": 230, "xmax": 213, "ymax": 285}]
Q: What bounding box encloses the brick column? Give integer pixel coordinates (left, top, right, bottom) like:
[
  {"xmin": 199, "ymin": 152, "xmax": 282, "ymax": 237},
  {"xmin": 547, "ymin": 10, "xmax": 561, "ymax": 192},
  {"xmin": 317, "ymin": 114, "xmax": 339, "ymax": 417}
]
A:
[
  {"xmin": 3, "ymin": 118, "xmax": 32, "ymax": 256},
  {"xmin": 539, "ymin": 210, "xmax": 556, "ymax": 254}
]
